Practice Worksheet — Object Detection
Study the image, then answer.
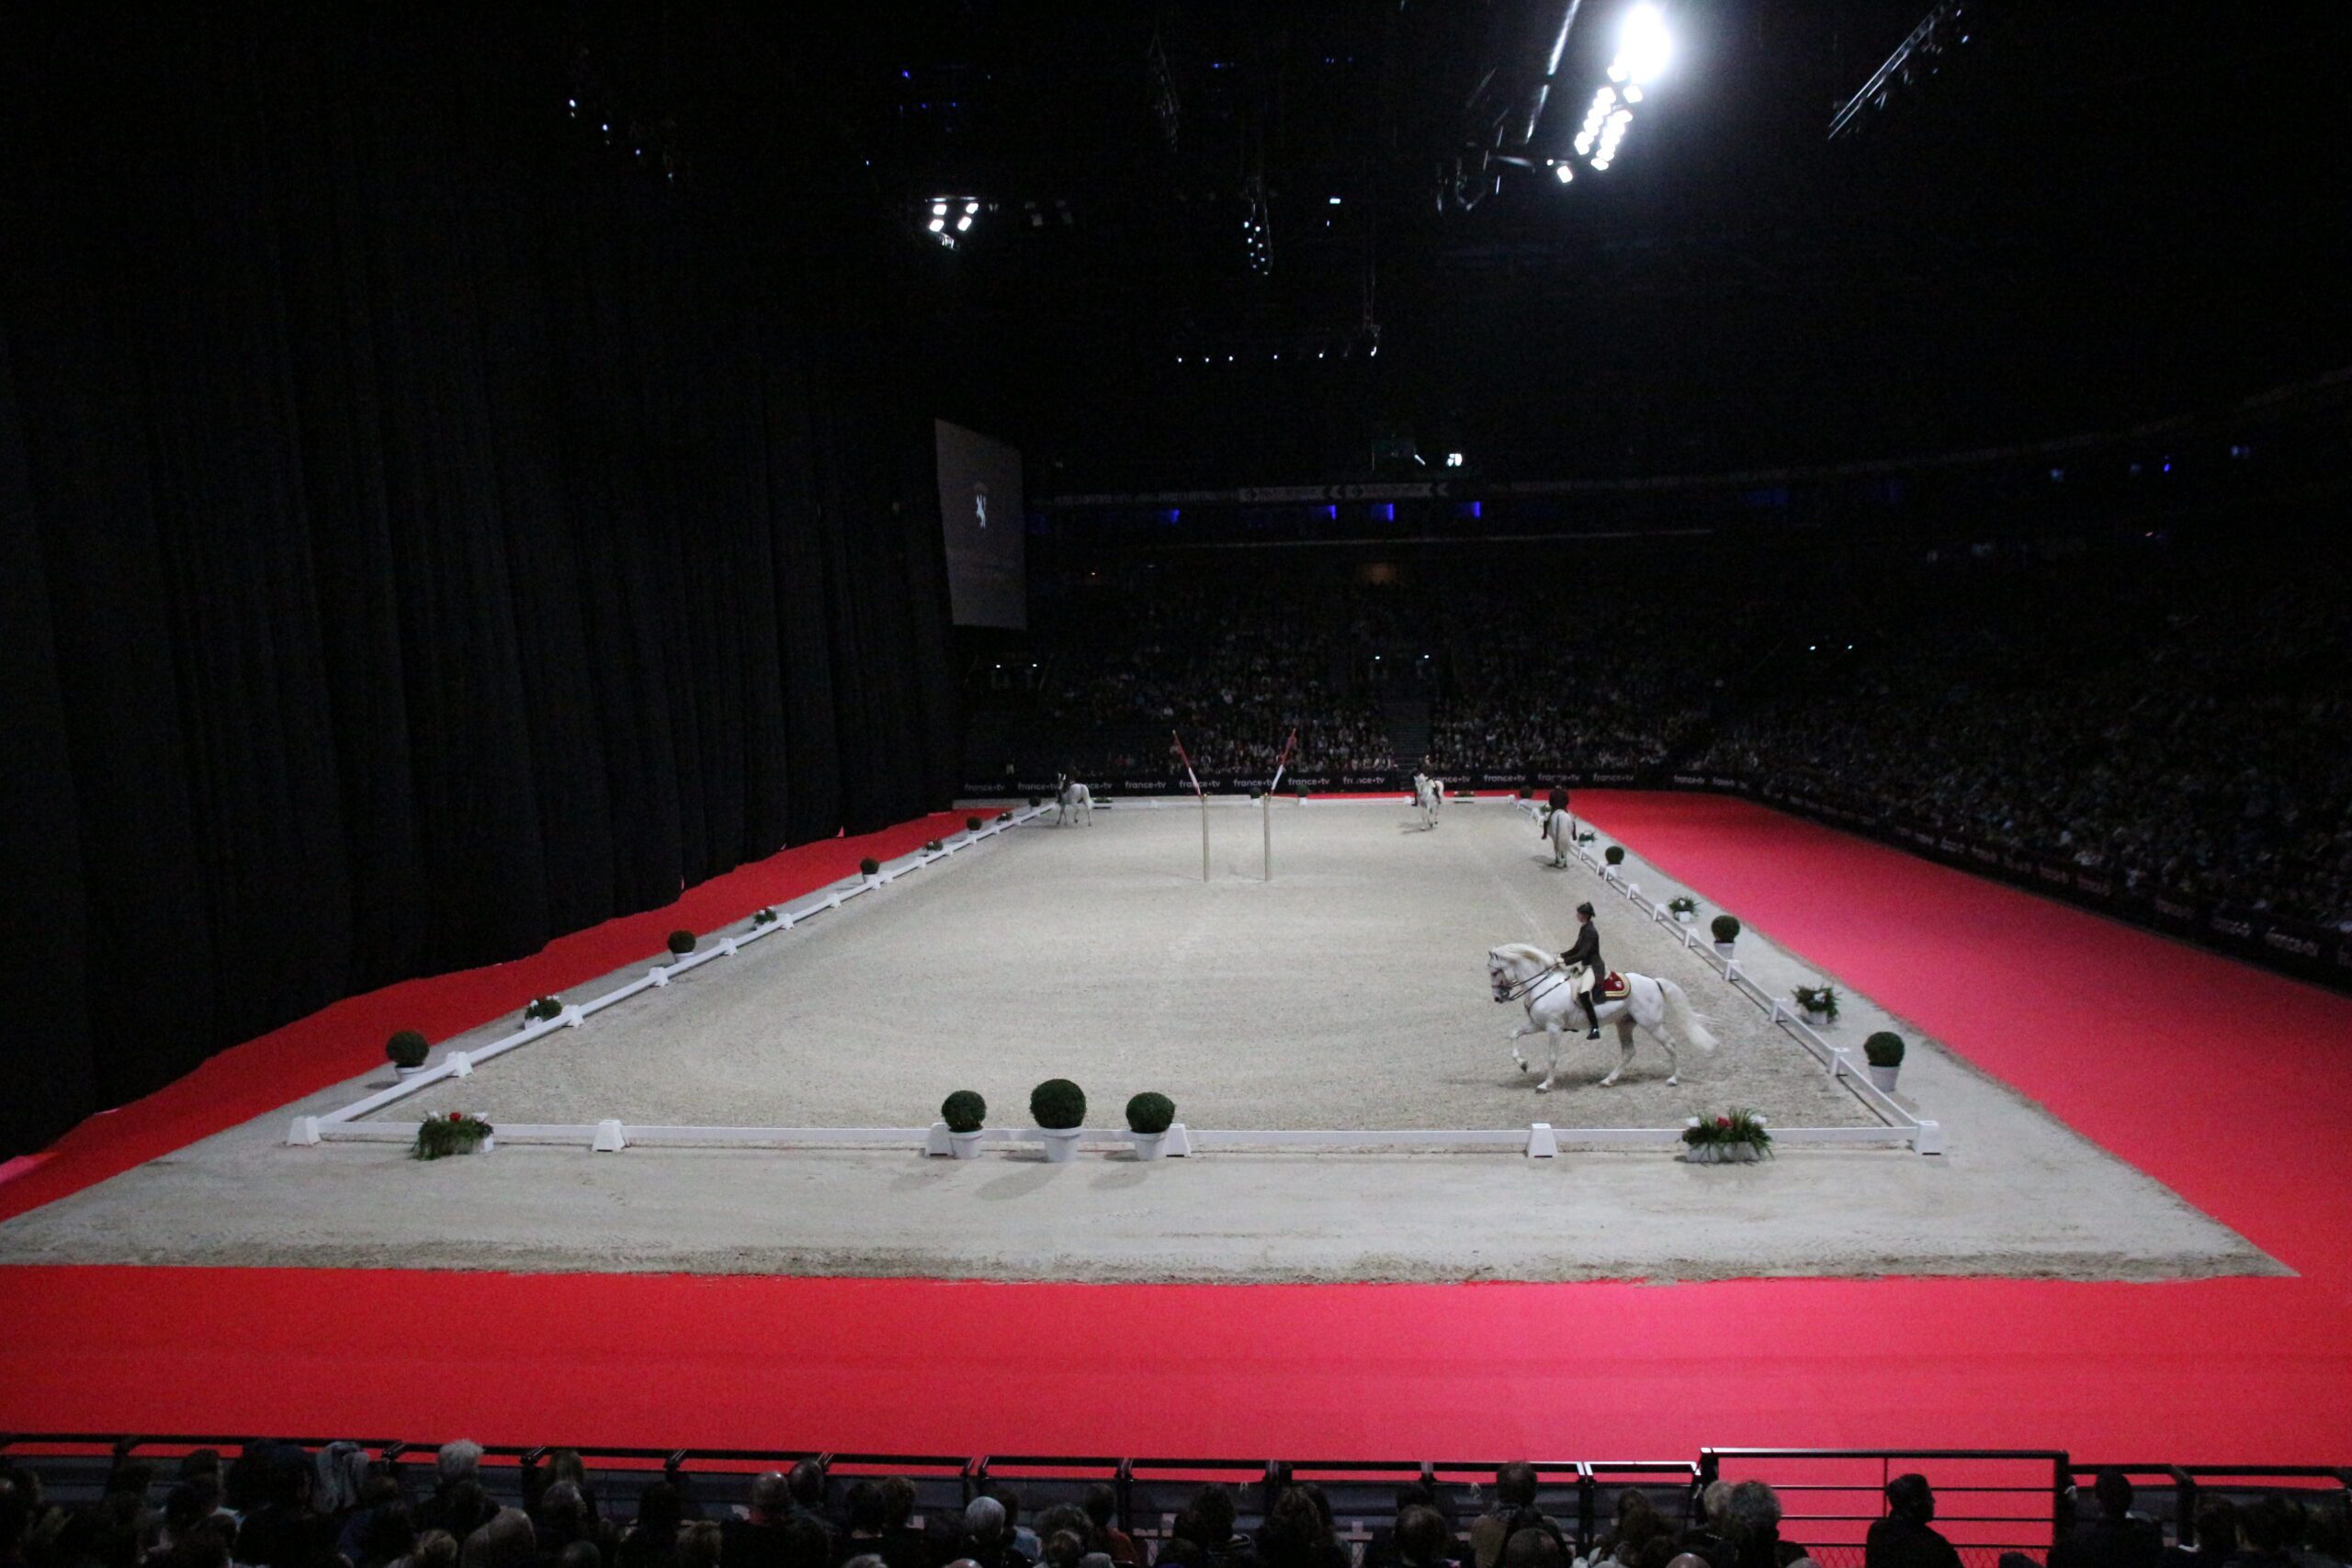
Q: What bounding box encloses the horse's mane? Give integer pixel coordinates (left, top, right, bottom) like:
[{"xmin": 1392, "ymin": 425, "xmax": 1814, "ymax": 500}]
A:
[{"xmin": 1489, "ymin": 942, "xmax": 1554, "ymax": 968}]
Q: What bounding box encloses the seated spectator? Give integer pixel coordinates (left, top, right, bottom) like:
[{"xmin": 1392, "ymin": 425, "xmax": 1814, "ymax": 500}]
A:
[
  {"xmin": 2165, "ymin": 1503, "xmax": 2238, "ymax": 1568},
  {"xmin": 2051, "ymin": 1474, "xmax": 2163, "ymax": 1568},
  {"xmin": 961, "ymin": 1498, "xmax": 1031, "ymax": 1568},
  {"xmin": 236, "ymin": 1444, "xmax": 339, "ymax": 1568},
  {"xmin": 354, "ymin": 1504, "xmax": 420, "ymax": 1568},
  {"xmin": 404, "ymin": 1531, "xmax": 463, "ymax": 1568},
  {"xmin": 618, "ymin": 1484, "xmax": 686, "ymax": 1568},
  {"xmin": 1473, "ymin": 1466, "xmax": 1564, "ymax": 1568},
  {"xmin": 1503, "ymin": 1529, "xmax": 1566, "ymax": 1568},
  {"xmin": 1259, "ymin": 1489, "xmax": 1347, "ymax": 1568},
  {"xmin": 1723, "ymin": 1483, "xmax": 1804, "ymax": 1568},
  {"xmin": 2301, "ymin": 1506, "xmax": 2347, "ymax": 1568},
  {"xmin": 462, "ymin": 1510, "xmax": 542, "ymax": 1568},
  {"xmin": 538, "ymin": 1483, "xmax": 609, "ymax": 1561},
  {"xmin": 1679, "ymin": 1483, "xmax": 1733, "ymax": 1568},
  {"xmin": 1080, "ymin": 1487, "xmax": 1138, "ymax": 1568},
  {"xmin": 837, "ymin": 1484, "xmax": 891, "ymax": 1567},
  {"xmin": 1173, "ymin": 1488, "xmax": 1256, "ymax": 1568},
  {"xmin": 1865, "ymin": 1478, "xmax": 1959, "ymax": 1568},
  {"xmin": 563, "ymin": 1545, "xmax": 605, "ymax": 1568},
  {"xmin": 1397, "ymin": 1507, "xmax": 1459, "ymax": 1568},
  {"xmin": 424, "ymin": 1449, "xmax": 499, "ymax": 1544},
  {"xmin": 679, "ymin": 1523, "xmax": 724, "ymax": 1568},
  {"xmin": 876, "ymin": 1480, "xmax": 932, "ymax": 1568},
  {"xmin": 2229, "ymin": 1498, "xmax": 2301, "ymax": 1568},
  {"xmin": 728, "ymin": 1475, "xmax": 805, "ymax": 1568}
]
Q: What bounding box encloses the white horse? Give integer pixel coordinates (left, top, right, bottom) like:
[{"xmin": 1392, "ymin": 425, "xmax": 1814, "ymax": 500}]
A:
[
  {"xmin": 1413, "ymin": 772, "xmax": 1444, "ymax": 829},
  {"xmin": 1054, "ymin": 773, "xmax": 1094, "ymax": 826},
  {"xmin": 1487, "ymin": 942, "xmax": 1717, "ymax": 1090},
  {"xmin": 1542, "ymin": 806, "xmax": 1577, "ymax": 867}
]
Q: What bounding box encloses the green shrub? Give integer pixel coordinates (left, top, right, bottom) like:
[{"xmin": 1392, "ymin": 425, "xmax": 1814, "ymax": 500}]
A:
[
  {"xmin": 1793, "ymin": 984, "xmax": 1839, "ymax": 1021},
  {"xmin": 967, "ymin": 816, "xmax": 983, "ymax": 832},
  {"xmin": 941, "ymin": 1089, "xmax": 987, "ymax": 1134},
  {"xmin": 1125, "ymin": 1091, "xmax": 1176, "ymax": 1135},
  {"xmin": 1295, "ymin": 784, "xmax": 1309, "ymax": 799},
  {"xmin": 924, "ymin": 839, "xmax": 944, "ymax": 853},
  {"xmin": 1710, "ymin": 913, "xmax": 1741, "ymax": 943},
  {"xmin": 997, "ymin": 810, "xmax": 1012, "ymax": 821},
  {"xmin": 859, "ymin": 856, "xmax": 880, "ymax": 876},
  {"xmin": 667, "ymin": 930, "xmax": 695, "ymax": 956},
  {"xmin": 1680, "ymin": 1108, "xmax": 1772, "ymax": 1154},
  {"xmin": 1864, "ymin": 1031, "xmax": 1906, "ymax": 1067},
  {"xmin": 1668, "ymin": 896, "xmax": 1697, "ymax": 915},
  {"xmin": 752, "ymin": 908, "xmax": 778, "ymax": 926},
  {"xmin": 1027, "ymin": 795, "xmax": 1042, "ymax": 807},
  {"xmin": 1030, "ymin": 1077, "xmax": 1086, "ymax": 1130},
  {"xmin": 386, "ymin": 1030, "xmax": 429, "ymax": 1068},
  {"xmin": 522, "ymin": 996, "xmax": 563, "ymax": 1023},
  {"xmin": 1604, "ymin": 845, "xmax": 1625, "ymax": 864},
  {"xmin": 413, "ymin": 1111, "xmax": 492, "ymax": 1160}
]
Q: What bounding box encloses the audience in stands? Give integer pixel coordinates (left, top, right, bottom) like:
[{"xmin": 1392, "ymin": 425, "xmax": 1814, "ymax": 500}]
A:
[
  {"xmin": 971, "ymin": 549, "xmax": 2350, "ymax": 930},
  {"xmin": 7, "ymin": 1447, "xmax": 2351, "ymax": 1568}
]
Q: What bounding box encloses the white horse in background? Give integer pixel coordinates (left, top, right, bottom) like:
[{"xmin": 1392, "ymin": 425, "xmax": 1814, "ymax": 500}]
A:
[
  {"xmin": 1542, "ymin": 805, "xmax": 1577, "ymax": 867},
  {"xmin": 1487, "ymin": 942, "xmax": 1717, "ymax": 1090},
  {"xmin": 1413, "ymin": 772, "xmax": 1444, "ymax": 829},
  {"xmin": 1055, "ymin": 773, "xmax": 1094, "ymax": 826}
]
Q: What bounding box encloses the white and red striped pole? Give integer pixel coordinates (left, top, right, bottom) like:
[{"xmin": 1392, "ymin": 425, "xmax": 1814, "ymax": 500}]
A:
[
  {"xmin": 1172, "ymin": 731, "xmax": 1208, "ymax": 882},
  {"xmin": 1264, "ymin": 728, "xmax": 1298, "ymax": 880}
]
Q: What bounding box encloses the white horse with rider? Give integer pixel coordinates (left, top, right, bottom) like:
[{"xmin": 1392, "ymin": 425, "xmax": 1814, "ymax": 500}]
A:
[
  {"xmin": 1412, "ymin": 772, "xmax": 1444, "ymax": 829},
  {"xmin": 1054, "ymin": 773, "xmax": 1094, "ymax": 826},
  {"xmin": 1541, "ymin": 805, "xmax": 1577, "ymax": 867},
  {"xmin": 1487, "ymin": 942, "xmax": 1717, "ymax": 1090}
]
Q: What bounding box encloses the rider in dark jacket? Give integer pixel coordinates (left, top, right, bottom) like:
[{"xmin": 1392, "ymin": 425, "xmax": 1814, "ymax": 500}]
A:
[{"xmin": 1560, "ymin": 903, "xmax": 1603, "ymax": 1039}]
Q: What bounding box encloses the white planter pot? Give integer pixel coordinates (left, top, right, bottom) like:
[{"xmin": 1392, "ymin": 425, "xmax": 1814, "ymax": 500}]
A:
[
  {"xmin": 1037, "ymin": 1127, "xmax": 1083, "ymax": 1163},
  {"xmin": 668, "ymin": 951, "xmax": 694, "ymax": 967},
  {"xmin": 1130, "ymin": 1132, "xmax": 1167, "ymax": 1161},
  {"xmin": 1685, "ymin": 1142, "xmax": 1761, "ymax": 1165},
  {"xmin": 948, "ymin": 1130, "xmax": 986, "ymax": 1160},
  {"xmin": 1802, "ymin": 1006, "xmax": 1832, "ymax": 1026},
  {"xmin": 1672, "ymin": 909, "xmax": 1694, "ymax": 924},
  {"xmin": 1712, "ymin": 941, "xmax": 1736, "ymax": 959},
  {"xmin": 394, "ymin": 1064, "xmax": 427, "ymax": 1080},
  {"xmin": 1866, "ymin": 1064, "xmax": 1901, "ymax": 1093}
]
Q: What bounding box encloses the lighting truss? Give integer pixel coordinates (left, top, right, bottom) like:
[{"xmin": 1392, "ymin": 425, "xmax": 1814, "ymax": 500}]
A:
[
  {"xmin": 1828, "ymin": 1, "xmax": 1972, "ymax": 139},
  {"xmin": 922, "ymin": 197, "xmax": 982, "ymax": 249}
]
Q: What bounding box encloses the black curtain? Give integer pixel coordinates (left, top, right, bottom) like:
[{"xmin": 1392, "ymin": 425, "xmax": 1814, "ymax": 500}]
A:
[{"xmin": 0, "ymin": 11, "xmax": 959, "ymax": 1157}]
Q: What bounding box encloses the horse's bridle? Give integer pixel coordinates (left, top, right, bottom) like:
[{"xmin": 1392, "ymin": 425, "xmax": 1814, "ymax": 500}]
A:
[{"xmin": 1492, "ymin": 956, "xmax": 1573, "ymax": 1005}]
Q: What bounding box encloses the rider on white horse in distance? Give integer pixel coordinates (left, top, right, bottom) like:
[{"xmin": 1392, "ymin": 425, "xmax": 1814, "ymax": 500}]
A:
[{"xmin": 1054, "ymin": 772, "xmax": 1094, "ymax": 826}]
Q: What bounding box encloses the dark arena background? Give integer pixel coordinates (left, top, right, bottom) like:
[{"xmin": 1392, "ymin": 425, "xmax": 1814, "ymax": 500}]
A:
[{"xmin": 3, "ymin": 3, "xmax": 2350, "ymax": 1563}]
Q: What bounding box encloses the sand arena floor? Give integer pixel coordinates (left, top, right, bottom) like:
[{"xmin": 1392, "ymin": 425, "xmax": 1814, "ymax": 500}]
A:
[
  {"xmin": 0, "ymin": 800, "xmax": 2275, "ymax": 1281},
  {"xmin": 389, "ymin": 799, "xmax": 1878, "ymax": 1134}
]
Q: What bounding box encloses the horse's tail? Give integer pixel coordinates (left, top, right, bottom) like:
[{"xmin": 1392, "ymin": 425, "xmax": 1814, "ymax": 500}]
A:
[{"xmin": 1658, "ymin": 977, "xmax": 1717, "ymax": 1052}]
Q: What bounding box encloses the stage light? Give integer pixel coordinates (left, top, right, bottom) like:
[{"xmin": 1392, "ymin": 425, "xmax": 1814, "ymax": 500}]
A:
[
  {"xmin": 1617, "ymin": 3, "xmax": 1673, "ymax": 85},
  {"xmin": 956, "ymin": 215, "xmax": 972, "ymax": 231},
  {"xmin": 1625, "ymin": 85, "xmax": 1644, "ymax": 102},
  {"xmin": 1444, "ymin": 452, "xmax": 1464, "ymax": 467},
  {"xmin": 1329, "ymin": 196, "xmax": 1342, "ymax": 205},
  {"xmin": 1554, "ymin": 163, "xmax": 1574, "ymax": 184},
  {"xmin": 928, "ymin": 218, "xmax": 945, "ymax": 231},
  {"xmin": 965, "ymin": 201, "xmax": 979, "ymax": 215},
  {"xmin": 933, "ymin": 202, "xmax": 948, "ymax": 216}
]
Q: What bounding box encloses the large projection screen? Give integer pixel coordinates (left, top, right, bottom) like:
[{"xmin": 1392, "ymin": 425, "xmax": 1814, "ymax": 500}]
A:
[{"xmin": 934, "ymin": 419, "xmax": 1026, "ymax": 629}]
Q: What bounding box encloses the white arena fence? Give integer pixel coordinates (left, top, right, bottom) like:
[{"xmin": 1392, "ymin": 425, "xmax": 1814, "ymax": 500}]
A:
[{"xmin": 287, "ymin": 796, "xmax": 1938, "ymax": 1161}]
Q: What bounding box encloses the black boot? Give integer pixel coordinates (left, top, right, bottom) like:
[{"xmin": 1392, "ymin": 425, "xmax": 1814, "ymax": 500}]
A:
[{"xmin": 1579, "ymin": 994, "xmax": 1601, "ymax": 1041}]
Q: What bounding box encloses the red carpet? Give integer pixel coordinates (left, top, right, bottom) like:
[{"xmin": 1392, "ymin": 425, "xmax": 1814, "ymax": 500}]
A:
[{"xmin": 3, "ymin": 794, "xmax": 2347, "ymax": 1459}]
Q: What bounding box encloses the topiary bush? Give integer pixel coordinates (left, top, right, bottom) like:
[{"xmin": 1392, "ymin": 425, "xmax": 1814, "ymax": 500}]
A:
[
  {"xmin": 1864, "ymin": 1031, "xmax": 1906, "ymax": 1067},
  {"xmin": 859, "ymin": 856, "xmax": 880, "ymax": 877},
  {"xmin": 1604, "ymin": 845, "xmax": 1625, "ymax": 865},
  {"xmin": 967, "ymin": 816, "xmax": 983, "ymax": 832},
  {"xmin": 1711, "ymin": 913, "xmax": 1741, "ymax": 943},
  {"xmin": 1125, "ymin": 1091, "xmax": 1176, "ymax": 1136},
  {"xmin": 1027, "ymin": 795, "xmax": 1042, "ymax": 808},
  {"xmin": 387, "ymin": 1030, "xmax": 429, "ymax": 1068},
  {"xmin": 668, "ymin": 930, "xmax": 695, "ymax": 957},
  {"xmin": 1030, "ymin": 1077, "xmax": 1086, "ymax": 1130},
  {"xmin": 1548, "ymin": 787, "xmax": 1568, "ymax": 811},
  {"xmin": 942, "ymin": 1089, "xmax": 987, "ymax": 1134}
]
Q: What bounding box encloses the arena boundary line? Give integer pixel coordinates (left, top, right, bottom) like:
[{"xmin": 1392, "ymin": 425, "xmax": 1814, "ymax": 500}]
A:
[
  {"xmin": 1521, "ymin": 802, "xmax": 1944, "ymax": 1156},
  {"xmin": 284, "ymin": 806, "xmax": 1056, "ymax": 1149},
  {"xmin": 289, "ymin": 796, "xmax": 1931, "ymax": 1161}
]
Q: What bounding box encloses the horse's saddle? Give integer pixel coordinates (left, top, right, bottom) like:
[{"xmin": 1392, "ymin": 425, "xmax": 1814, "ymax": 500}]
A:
[{"xmin": 1566, "ymin": 965, "xmax": 1631, "ymax": 999}]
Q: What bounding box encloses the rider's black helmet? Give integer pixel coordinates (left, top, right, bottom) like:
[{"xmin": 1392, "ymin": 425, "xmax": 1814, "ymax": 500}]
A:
[{"xmin": 1577, "ymin": 902, "xmax": 1596, "ymax": 918}]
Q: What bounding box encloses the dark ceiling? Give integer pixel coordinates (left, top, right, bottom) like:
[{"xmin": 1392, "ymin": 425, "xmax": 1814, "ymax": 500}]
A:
[
  {"xmin": 103, "ymin": 3, "xmax": 2352, "ymax": 492},
  {"xmin": 757, "ymin": 2, "xmax": 2347, "ymax": 491}
]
